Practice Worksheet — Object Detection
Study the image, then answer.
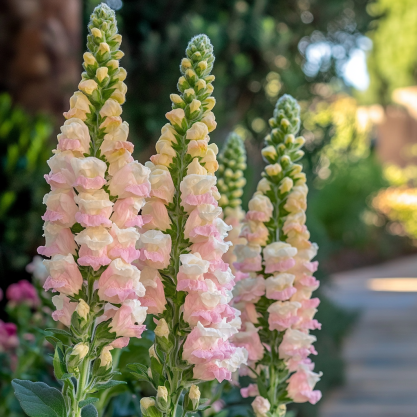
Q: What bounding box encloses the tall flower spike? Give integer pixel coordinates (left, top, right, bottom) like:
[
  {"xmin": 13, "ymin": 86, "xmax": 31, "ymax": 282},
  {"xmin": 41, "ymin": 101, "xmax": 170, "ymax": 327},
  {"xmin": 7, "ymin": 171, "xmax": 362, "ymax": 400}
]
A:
[
  {"xmin": 233, "ymin": 95, "xmax": 322, "ymax": 417},
  {"xmin": 130, "ymin": 35, "xmax": 247, "ymax": 417},
  {"xmin": 216, "ymin": 132, "xmax": 247, "ymax": 276},
  {"xmin": 217, "ymin": 132, "xmax": 247, "ymax": 210},
  {"xmin": 13, "ymin": 5, "xmax": 150, "ymax": 417}
]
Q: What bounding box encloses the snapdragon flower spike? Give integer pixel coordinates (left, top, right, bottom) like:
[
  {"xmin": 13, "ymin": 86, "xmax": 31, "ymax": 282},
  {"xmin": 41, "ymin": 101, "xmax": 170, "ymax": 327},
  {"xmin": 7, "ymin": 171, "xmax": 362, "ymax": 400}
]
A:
[
  {"xmin": 13, "ymin": 5, "xmax": 150, "ymax": 417},
  {"xmin": 216, "ymin": 132, "xmax": 248, "ymax": 276},
  {"xmin": 130, "ymin": 35, "xmax": 247, "ymax": 417},
  {"xmin": 233, "ymin": 95, "xmax": 322, "ymax": 416}
]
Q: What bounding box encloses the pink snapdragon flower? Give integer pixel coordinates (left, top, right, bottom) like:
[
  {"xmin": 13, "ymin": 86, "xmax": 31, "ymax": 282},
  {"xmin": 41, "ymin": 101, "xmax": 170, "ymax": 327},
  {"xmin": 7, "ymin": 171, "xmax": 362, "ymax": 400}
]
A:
[
  {"xmin": 108, "ymin": 161, "xmax": 151, "ymax": 199},
  {"xmin": 137, "ymin": 267, "xmax": 167, "ymax": 315},
  {"xmin": 52, "ymin": 294, "xmax": 77, "ymax": 327},
  {"xmin": 231, "ymin": 322, "xmax": 264, "ymax": 362},
  {"xmin": 103, "ymin": 300, "xmax": 148, "ymax": 339},
  {"xmin": 98, "ymin": 258, "xmax": 145, "ymax": 304},
  {"xmin": 43, "ymin": 254, "xmax": 83, "ymax": 296},
  {"xmin": 37, "ymin": 222, "xmax": 77, "ymax": 257},
  {"xmin": 42, "ymin": 189, "xmax": 78, "ymax": 227},
  {"xmin": 137, "ymin": 230, "xmax": 172, "ymax": 269},
  {"xmin": 287, "ymin": 364, "xmax": 322, "ymax": 404}
]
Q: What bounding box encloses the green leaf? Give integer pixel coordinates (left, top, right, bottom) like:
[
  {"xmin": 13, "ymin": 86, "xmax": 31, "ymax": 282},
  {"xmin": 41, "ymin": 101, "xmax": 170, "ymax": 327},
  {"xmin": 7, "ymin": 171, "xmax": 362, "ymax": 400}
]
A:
[
  {"xmin": 127, "ymin": 362, "xmax": 148, "ymax": 375},
  {"xmin": 12, "ymin": 379, "xmax": 66, "ymax": 417},
  {"xmin": 90, "ymin": 380, "xmax": 126, "ymax": 393},
  {"xmin": 79, "ymin": 397, "xmax": 99, "ymax": 408},
  {"xmin": 53, "ymin": 347, "xmax": 66, "ymax": 380},
  {"xmin": 45, "ymin": 328, "xmax": 71, "ymax": 337},
  {"xmin": 81, "ymin": 404, "xmax": 98, "ymax": 417}
]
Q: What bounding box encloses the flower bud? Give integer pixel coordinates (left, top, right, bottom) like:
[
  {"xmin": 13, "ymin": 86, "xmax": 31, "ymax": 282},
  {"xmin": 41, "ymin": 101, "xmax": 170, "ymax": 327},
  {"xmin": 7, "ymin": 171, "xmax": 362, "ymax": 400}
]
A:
[
  {"xmin": 170, "ymin": 94, "xmax": 184, "ymax": 105},
  {"xmin": 190, "ymin": 99, "xmax": 201, "ymax": 114},
  {"xmin": 285, "ymin": 134, "xmax": 295, "ymax": 145},
  {"xmin": 99, "ymin": 346, "xmax": 113, "ymax": 368},
  {"xmin": 203, "ymin": 97, "xmax": 216, "ymax": 111},
  {"xmin": 187, "ymin": 158, "xmax": 207, "ymax": 176},
  {"xmin": 96, "ymin": 67, "xmax": 109, "ymax": 82},
  {"xmin": 265, "ymin": 163, "xmax": 282, "ymax": 177},
  {"xmin": 208, "ymin": 143, "xmax": 218, "ymax": 155},
  {"xmin": 78, "ymin": 79, "xmax": 98, "ymax": 95},
  {"xmin": 201, "ymin": 112, "xmax": 216, "ymax": 132},
  {"xmin": 277, "ymin": 405, "xmax": 287, "ymax": 417},
  {"xmin": 154, "ymin": 318, "xmax": 169, "ymax": 338},
  {"xmin": 178, "ymin": 76, "xmax": 188, "ymax": 88},
  {"xmin": 252, "ymin": 396, "xmax": 271, "ymax": 417},
  {"xmin": 181, "ymin": 58, "xmax": 192, "ymax": 69},
  {"xmin": 205, "ymin": 75, "xmax": 215, "ymax": 82},
  {"xmin": 91, "ymin": 28, "xmax": 102, "ymax": 38},
  {"xmin": 149, "ymin": 344, "xmax": 160, "ymax": 362},
  {"xmin": 112, "ymin": 34, "xmax": 122, "ymax": 45},
  {"xmin": 75, "ymin": 299, "xmax": 90, "ymax": 320},
  {"xmin": 279, "ymin": 177, "xmax": 293, "ymax": 194},
  {"xmin": 195, "ymin": 79, "xmax": 206, "ymax": 91},
  {"xmin": 189, "ymin": 385, "xmax": 200, "ymax": 409},
  {"xmin": 257, "ymin": 178, "xmax": 271, "ymax": 193},
  {"xmin": 232, "ymin": 189, "xmax": 243, "ymax": 198},
  {"xmin": 206, "ymin": 83, "xmax": 214, "ymax": 94},
  {"xmin": 218, "ymin": 195, "xmax": 228, "ymax": 206},
  {"xmin": 198, "ymin": 61, "xmax": 208, "ymax": 71},
  {"xmin": 280, "ymin": 155, "xmax": 291, "ymax": 168},
  {"xmin": 184, "ymin": 88, "xmax": 196, "ymax": 98},
  {"xmin": 185, "ymin": 69, "xmax": 196, "ymax": 79},
  {"xmin": 166, "ymin": 108, "xmax": 185, "ymax": 126},
  {"xmin": 140, "ymin": 397, "xmax": 156, "ymax": 415},
  {"xmin": 280, "ymin": 118, "xmax": 290, "ymax": 128},
  {"xmin": 114, "ymin": 68, "xmax": 127, "ymax": 81},
  {"xmin": 71, "ymin": 342, "xmax": 89, "ymax": 360},
  {"xmin": 107, "ymin": 59, "xmax": 119, "ymax": 70},
  {"xmin": 98, "ymin": 42, "xmax": 110, "ymax": 55},
  {"xmin": 262, "ymin": 145, "xmax": 277, "ymax": 160},
  {"xmin": 295, "ymin": 136, "xmax": 305, "ymax": 147},
  {"xmin": 291, "ymin": 164, "xmax": 302, "ymax": 174},
  {"xmin": 157, "ymin": 386, "xmax": 169, "ymax": 407},
  {"xmin": 147, "ymin": 367, "xmax": 153, "ymax": 378},
  {"xmin": 114, "ymin": 51, "xmax": 124, "ymax": 60},
  {"xmin": 83, "ymin": 52, "xmax": 97, "ymax": 66},
  {"xmin": 294, "ymin": 172, "xmax": 307, "ymax": 184}
]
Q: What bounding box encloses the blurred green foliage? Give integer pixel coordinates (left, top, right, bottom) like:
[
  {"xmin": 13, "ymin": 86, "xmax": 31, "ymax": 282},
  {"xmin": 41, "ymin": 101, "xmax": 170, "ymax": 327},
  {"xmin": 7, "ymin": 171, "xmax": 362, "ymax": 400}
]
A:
[
  {"xmin": 0, "ymin": 93, "xmax": 52, "ymax": 275},
  {"xmin": 85, "ymin": 0, "xmax": 372, "ymax": 151},
  {"xmin": 365, "ymin": 0, "xmax": 417, "ymax": 104}
]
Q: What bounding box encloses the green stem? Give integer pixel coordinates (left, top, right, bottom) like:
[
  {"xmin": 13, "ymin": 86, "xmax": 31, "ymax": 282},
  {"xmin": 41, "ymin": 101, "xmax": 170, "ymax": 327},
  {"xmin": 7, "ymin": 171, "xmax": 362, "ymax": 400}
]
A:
[
  {"xmin": 73, "ymin": 357, "xmax": 91, "ymax": 417},
  {"xmin": 170, "ymin": 387, "xmax": 184, "ymax": 417}
]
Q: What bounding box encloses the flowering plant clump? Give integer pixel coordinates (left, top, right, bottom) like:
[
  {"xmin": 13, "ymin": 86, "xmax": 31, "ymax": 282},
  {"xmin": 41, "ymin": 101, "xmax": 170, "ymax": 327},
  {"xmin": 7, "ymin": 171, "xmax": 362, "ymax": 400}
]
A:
[
  {"xmin": 216, "ymin": 132, "xmax": 248, "ymax": 276},
  {"xmin": 128, "ymin": 35, "xmax": 247, "ymax": 417},
  {"xmin": 233, "ymin": 95, "xmax": 322, "ymax": 417},
  {"xmin": 12, "ymin": 4, "xmax": 150, "ymax": 417}
]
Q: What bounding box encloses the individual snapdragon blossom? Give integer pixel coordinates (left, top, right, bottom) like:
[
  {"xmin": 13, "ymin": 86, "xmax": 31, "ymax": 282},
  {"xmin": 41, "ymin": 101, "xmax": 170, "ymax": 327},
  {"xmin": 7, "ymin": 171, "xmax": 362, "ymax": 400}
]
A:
[
  {"xmin": 216, "ymin": 132, "xmax": 247, "ymax": 276},
  {"xmin": 129, "ymin": 35, "xmax": 247, "ymax": 417},
  {"xmin": 233, "ymin": 95, "xmax": 322, "ymax": 417},
  {"xmin": 13, "ymin": 5, "xmax": 150, "ymax": 417}
]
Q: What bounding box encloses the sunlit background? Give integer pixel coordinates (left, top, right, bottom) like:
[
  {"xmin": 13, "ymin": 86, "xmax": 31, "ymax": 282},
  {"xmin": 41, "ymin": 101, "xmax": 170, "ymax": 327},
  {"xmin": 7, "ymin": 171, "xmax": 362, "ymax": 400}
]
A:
[{"xmin": 0, "ymin": 0, "xmax": 417, "ymax": 416}]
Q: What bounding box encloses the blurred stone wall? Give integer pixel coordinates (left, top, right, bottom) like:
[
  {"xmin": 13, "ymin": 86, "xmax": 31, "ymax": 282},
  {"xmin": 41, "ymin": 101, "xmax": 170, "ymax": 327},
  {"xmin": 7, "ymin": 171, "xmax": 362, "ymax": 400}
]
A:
[{"xmin": 0, "ymin": 0, "xmax": 81, "ymax": 119}]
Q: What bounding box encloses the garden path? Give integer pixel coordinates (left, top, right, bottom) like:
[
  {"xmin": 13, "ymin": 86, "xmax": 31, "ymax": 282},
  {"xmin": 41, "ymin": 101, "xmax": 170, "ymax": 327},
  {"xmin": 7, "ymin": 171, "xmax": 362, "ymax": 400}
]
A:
[{"xmin": 320, "ymin": 255, "xmax": 417, "ymax": 417}]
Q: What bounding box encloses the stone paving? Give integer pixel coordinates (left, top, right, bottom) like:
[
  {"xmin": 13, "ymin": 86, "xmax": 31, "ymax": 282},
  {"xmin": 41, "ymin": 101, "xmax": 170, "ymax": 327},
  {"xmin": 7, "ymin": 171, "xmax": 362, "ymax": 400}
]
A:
[{"xmin": 320, "ymin": 255, "xmax": 417, "ymax": 417}]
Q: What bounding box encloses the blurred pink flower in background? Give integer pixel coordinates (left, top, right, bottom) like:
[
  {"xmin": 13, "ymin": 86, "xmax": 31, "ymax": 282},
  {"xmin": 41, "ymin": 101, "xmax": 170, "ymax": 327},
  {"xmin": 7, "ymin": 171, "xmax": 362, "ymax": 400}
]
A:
[
  {"xmin": 0, "ymin": 321, "xmax": 19, "ymax": 351},
  {"xmin": 6, "ymin": 280, "xmax": 40, "ymax": 307}
]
